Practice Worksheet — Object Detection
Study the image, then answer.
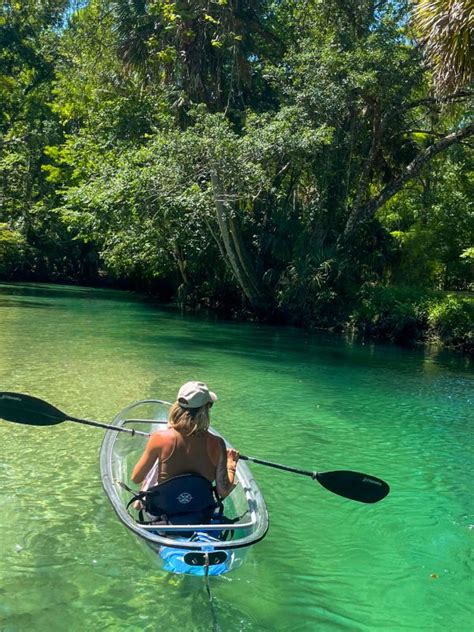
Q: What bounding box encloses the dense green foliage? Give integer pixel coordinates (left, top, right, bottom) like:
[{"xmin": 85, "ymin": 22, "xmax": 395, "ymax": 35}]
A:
[
  {"xmin": 1, "ymin": 0, "xmax": 472, "ymax": 350},
  {"xmin": 350, "ymin": 285, "xmax": 473, "ymax": 352}
]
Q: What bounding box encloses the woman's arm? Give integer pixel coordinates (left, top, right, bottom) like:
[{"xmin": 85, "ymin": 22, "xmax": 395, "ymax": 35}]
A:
[
  {"xmin": 131, "ymin": 434, "xmax": 161, "ymax": 484},
  {"xmin": 215, "ymin": 439, "xmax": 240, "ymax": 499}
]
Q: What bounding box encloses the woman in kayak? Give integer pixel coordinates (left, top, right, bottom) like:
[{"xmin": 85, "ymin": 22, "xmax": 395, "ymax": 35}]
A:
[{"xmin": 131, "ymin": 381, "xmax": 239, "ymax": 499}]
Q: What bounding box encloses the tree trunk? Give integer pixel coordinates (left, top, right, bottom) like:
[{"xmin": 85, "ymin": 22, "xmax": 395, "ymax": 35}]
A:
[
  {"xmin": 210, "ymin": 172, "xmax": 264, "ymax": 306},
  {"xmin": 173, "ymin": 245, "xmax": 188, "ymax": 285}
]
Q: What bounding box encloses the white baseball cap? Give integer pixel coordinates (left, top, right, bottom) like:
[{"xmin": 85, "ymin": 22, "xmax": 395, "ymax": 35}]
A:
[{"xmin": 177, "ymin": 381, "xmax": 217, "ymax": 409}]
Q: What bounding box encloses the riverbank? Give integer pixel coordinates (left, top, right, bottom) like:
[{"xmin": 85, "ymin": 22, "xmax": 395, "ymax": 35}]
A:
[
  {"xmin": 346, "ymin": 286, "xmax": 473, "ymax": 355},
  {"xmin": 163, "ymin": 283, "xmax": 474, "ymax": 356}
]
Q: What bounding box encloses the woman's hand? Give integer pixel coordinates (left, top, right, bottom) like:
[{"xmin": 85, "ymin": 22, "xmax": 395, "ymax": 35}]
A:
[{"xmin": 226, "ymin": 448, "xmax": 240, "ymax": 470}]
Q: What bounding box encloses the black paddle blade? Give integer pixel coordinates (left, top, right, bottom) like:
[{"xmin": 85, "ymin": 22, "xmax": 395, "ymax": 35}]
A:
[
  {"xmin": 0, "ymin": 392, "xmax": 67, "ymax": 426},
  {"xmin": 315, "ymin": 470, "xmax": 390, "ymax": 504}
]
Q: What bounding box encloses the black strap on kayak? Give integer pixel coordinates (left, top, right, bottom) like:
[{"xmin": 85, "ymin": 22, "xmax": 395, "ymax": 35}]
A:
[
  {"xmin": 204, "ymin": 553, "xmax": 222, "ymax": 632},
  {"xmin": 116, "ymin": 480, "xmax": 135, "ymax": 494}
]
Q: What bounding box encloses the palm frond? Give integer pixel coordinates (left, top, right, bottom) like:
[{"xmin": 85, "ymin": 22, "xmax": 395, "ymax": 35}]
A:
[{"xmin": 412, "ymin": 0, "xmax": 473, "ymax": 94}]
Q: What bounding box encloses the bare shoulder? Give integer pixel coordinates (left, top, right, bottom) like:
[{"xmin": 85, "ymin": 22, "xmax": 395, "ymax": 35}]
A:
[
  {"xmin": 207, "ymin": 432, "xmax": 225, "ymax": 462},
  {"xmin": 149, "ymin": 428, "xmax": 174, "ymax": 447},
  {"xmin": 207, "ymin": 431, "xmax": 225, "ymax": 449}
]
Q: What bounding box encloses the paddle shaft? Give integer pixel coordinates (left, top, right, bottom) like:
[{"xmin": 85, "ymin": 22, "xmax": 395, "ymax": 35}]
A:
[
  {"xmin": 240, "ymin": 454, "xmax": 316, "ymax": 478},
  {"xmin": 67, "ymin": 416, "xmax": 149, "ymax": 437}
]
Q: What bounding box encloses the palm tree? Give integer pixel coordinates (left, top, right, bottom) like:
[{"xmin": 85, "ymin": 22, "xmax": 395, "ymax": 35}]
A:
[{"xmin": 412, "ymin": 0, "xmax": 473, "ymax": 94}]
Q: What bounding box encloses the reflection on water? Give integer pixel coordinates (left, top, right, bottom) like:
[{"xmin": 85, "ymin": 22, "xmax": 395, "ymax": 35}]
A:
[
  {"xmin": 0, "ymin": 298, "xmax": 60, "ymax": 309},
  {"xmin": 0, "ymin": 282, "xmax": 472, "ymax": 632}
]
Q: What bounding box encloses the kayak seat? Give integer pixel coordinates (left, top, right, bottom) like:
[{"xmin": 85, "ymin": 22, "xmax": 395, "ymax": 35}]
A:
[{"xmin": 126, "ymin": 473, "xmax": 224, "ymax": 528}]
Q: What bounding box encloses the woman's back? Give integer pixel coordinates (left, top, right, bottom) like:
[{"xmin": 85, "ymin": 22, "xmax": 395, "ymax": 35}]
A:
[{"xmin": 158, "ymin": 428, "xmax": 219, "ymax": 483}]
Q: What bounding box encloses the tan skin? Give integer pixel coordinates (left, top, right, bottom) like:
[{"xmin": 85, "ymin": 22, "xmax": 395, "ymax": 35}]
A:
[{"xmin": 131, "ymin": 427, "xmax": 239, "ymax": 499}]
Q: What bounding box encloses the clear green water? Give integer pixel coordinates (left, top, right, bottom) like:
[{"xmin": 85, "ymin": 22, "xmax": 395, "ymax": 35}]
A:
[{"xmin": 0, "ymin": 282, "xmax": 472, "ymax": 632}]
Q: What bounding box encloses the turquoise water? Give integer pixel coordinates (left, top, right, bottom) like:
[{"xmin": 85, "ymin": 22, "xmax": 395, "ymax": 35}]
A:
[{"xmin": 0, "ymin": 282, "xmax": 472, "ymax": 631}]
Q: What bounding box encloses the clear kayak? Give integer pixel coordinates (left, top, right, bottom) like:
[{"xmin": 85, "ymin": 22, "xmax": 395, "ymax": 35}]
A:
[{"xmin": 99, "ymin": 399, "xmax": 269, "ymax": 575}]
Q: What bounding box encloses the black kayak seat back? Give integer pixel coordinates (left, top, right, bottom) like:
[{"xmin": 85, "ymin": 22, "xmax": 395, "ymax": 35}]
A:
[{"xmin": 127, "ymin": 473, "xmax": 221, "ymax": 525}]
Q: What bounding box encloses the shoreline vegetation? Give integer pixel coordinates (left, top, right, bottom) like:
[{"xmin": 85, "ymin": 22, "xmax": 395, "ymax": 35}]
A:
[{"xmin": 1, "ymin": 1, "xmax": 472, "ymax": 355}]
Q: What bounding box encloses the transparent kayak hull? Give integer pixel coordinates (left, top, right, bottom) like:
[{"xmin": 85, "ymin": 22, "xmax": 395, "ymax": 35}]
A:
[{"xmin": 99, "ymin": 400, "xmax": 269, "ymax": 575}]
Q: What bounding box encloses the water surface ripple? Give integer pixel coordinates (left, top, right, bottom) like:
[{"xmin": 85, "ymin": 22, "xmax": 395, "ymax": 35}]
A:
[{"xmin": 0, "ymin": 283, "xmax": 472, "ymax": 631}]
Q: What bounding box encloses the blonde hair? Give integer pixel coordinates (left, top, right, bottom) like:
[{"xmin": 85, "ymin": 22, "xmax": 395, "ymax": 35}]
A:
[{"xmin": 168, "ymin": 401, "xmax": 211, "ymax": 436}]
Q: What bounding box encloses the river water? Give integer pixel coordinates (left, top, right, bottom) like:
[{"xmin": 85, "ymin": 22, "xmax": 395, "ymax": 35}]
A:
[{"xmin": 0, "ymin": 283, "xmax": 472, "ymax": 631}]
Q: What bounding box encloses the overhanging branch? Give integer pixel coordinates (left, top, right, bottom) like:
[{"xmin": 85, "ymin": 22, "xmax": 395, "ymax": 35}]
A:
[
  {"xmin": 405, "ymin": 90, "xmax": 473, "ymax": 110},
  {"xmin": 342, "ymin": 122, "xmax": 474, "ymax": 241}
]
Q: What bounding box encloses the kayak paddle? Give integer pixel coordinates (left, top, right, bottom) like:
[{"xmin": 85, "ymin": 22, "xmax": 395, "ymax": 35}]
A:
[
  {"xmin": 240, "ymin": 455, "xmax": 389, "ymax": 504},
  {"xmin": 0, "ymin": 392, "xmax": 149, "ymax": 437},
  {"xmin": 0, "ymin": 392, "xmax": 390, "ymax": 503}
]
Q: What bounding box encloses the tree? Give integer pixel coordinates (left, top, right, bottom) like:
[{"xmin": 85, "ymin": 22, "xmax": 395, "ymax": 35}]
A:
[
  {"xmin": 104, "ymin": 0, "xmax": 280, "ymax": 306},
  {"xmin": 0, "ymin": 0, "xmax": 97, "ymax": 281},
  {"xmin": 110, "ymin": 0, "xmax": 278, "ymax": 114},
  {"xmin": 378, "ymin": 146, "xmax": 474, "ymax": 290},
  {"xmin": 0, "ymin": 0, "xmax": 66, "ymax": 218},
  {"xmin": 412, "ymin": 0, "xmax": 473, "ymax": 95}
]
